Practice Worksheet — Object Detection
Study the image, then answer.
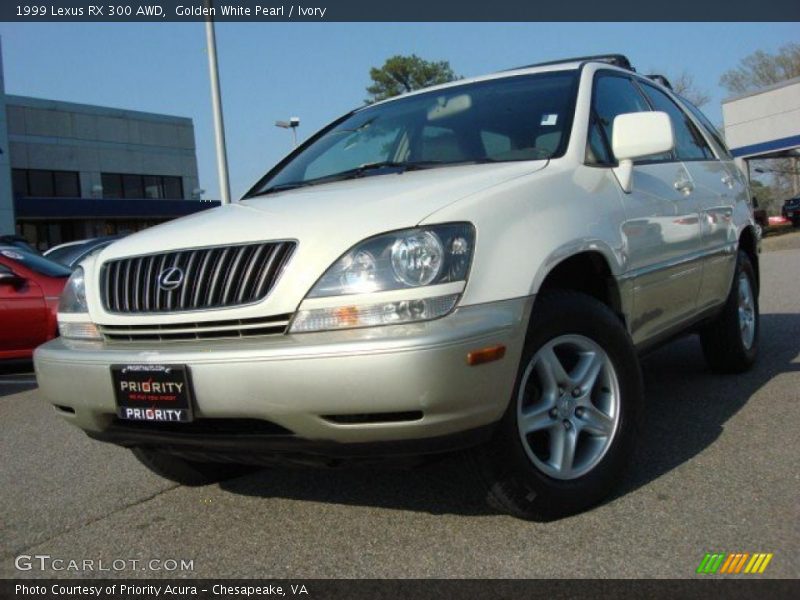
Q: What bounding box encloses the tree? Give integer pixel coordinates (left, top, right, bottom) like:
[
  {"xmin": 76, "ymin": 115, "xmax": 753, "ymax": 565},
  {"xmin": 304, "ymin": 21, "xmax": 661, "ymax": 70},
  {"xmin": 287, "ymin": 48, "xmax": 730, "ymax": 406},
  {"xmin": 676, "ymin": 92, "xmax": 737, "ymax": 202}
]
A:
[
  {"xmin": 669, "ymin": 71, "xmax": 710, "ymax": 108},
  {"xmin": 365, "ymin": 55, "xmax": 460, "ymax": 104},
  {"xmin": 720, "ymin": 43, "xmax": 800, "ymax": 95}
]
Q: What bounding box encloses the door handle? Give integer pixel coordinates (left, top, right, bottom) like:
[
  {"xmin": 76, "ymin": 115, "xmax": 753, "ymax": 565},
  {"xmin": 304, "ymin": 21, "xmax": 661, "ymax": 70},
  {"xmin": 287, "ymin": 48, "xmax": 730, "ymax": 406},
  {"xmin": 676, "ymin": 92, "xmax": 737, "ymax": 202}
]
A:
[
  {"xmin": 674, "ymin": 178, "xmax": 694, "ymax": 194},
  {"xmin": 721, "ymin": 174, "xmax": 735, "ymax": 189}
]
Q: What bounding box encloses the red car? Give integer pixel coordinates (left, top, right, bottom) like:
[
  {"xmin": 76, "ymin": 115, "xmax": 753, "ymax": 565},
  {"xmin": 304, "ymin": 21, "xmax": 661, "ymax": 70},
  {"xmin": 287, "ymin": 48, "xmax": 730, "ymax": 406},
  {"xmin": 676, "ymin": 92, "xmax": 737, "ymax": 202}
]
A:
[{"xmin": 0, "ymin": 246, "xmax": 72, "ymax": 360}]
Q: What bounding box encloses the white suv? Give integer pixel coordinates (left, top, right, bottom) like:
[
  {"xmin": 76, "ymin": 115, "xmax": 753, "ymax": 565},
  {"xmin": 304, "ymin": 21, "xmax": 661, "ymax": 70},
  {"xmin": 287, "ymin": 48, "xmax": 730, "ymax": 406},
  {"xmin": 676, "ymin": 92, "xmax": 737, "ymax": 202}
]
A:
[{"xmin": 34, "ymin": 55, "xmax": 759, "ymax": 519}]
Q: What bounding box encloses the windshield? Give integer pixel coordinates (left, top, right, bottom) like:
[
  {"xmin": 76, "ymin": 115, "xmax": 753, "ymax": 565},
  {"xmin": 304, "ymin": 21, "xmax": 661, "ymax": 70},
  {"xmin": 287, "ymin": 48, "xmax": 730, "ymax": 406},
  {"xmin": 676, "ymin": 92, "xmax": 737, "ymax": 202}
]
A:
[
  {"xmin": 246, "ymin": 71, "xmax": 579, "ymax": 197},
  {"xmin": 0, "ymin": 247, "xmax": 72, "ymax": 278}
]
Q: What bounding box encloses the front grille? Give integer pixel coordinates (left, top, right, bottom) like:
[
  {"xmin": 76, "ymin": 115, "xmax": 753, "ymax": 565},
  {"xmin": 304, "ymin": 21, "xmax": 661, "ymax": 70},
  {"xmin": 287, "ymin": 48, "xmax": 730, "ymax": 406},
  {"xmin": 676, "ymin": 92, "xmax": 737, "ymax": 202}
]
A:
[
  {"xmin": 99, "ymin": 314, "xmax": 292, "ymax": 342},
  {"xmin": 100, "ymin": 241, "xmax": 296, "ymax": 314}
]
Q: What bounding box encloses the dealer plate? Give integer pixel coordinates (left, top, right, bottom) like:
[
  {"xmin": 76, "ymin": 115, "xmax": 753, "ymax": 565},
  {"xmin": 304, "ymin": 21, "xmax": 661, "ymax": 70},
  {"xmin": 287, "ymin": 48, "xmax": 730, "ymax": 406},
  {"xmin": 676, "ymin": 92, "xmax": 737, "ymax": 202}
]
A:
[{"xmin": 111, "ymin": 364, "xmax": 194, "ymax": 422}]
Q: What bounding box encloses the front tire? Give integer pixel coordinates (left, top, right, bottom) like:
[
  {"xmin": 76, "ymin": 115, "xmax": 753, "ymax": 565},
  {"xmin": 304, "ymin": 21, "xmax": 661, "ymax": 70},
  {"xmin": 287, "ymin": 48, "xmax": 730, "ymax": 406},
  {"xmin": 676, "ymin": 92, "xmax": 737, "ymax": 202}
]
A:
[
  {"xmin": 475, "ymin": 291, "xmax": 643, "ymax": 520},
  {"xmin": 132, "ymin": 448, "xmax": 255, "ymax": 486},
  {"xmin": 700, "ymin": 250, "xmax": 759, "ymax": 374}
]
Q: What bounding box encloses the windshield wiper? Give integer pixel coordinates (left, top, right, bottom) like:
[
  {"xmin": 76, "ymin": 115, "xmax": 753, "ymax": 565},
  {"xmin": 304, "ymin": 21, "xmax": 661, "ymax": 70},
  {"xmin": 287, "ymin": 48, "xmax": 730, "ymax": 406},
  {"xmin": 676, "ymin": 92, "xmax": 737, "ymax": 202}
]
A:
[
  {"xmin": 340, "ymin": 160, "xmax": 445, "ymax": 176},
  {"xmin": 252, "ymin": 159, "xmax": 501, "ymax": 197}
]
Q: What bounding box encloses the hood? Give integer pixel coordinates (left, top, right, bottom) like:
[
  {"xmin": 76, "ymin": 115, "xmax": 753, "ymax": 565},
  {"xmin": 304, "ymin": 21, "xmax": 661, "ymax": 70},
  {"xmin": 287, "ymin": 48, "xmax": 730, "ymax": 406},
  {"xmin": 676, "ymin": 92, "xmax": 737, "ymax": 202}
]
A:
[{"xmin": 92, "ymin": 161, "xmax": 546, "ymax": 321}]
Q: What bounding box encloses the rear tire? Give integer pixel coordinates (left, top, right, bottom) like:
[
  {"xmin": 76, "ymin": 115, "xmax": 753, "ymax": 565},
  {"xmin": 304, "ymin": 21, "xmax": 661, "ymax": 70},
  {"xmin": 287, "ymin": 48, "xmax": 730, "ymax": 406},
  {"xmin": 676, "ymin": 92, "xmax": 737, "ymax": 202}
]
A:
[
  {"xmin": 700, "ymin": 250, "xmax": 759, "ymax": 374},
  {"xmin": 132, "ymin": 448, "xmax": 255, "ymax": 486},
  {"xmin": 475, "ymin": 291, "xmax": 643, "ymax": 520}
]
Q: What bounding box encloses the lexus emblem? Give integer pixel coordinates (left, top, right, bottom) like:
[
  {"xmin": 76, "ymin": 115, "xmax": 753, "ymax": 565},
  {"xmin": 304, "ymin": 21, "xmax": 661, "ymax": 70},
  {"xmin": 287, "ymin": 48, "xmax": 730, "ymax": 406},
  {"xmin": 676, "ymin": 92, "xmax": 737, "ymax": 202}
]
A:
[{"xmin": 157, "ymin": 266, "xmax": 185, "ymax": 291}]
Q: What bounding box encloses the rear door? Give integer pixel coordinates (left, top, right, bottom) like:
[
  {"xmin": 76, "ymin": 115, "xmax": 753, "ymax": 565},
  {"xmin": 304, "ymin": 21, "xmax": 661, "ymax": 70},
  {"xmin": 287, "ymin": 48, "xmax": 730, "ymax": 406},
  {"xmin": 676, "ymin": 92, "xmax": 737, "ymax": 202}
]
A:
[
  {"xmin": 590, "ymin": 72, "xmax": 704, "ymax": 346},
  {"xmin": 636, "ymin": 82, "xmax": 740, "ymax": 313}
]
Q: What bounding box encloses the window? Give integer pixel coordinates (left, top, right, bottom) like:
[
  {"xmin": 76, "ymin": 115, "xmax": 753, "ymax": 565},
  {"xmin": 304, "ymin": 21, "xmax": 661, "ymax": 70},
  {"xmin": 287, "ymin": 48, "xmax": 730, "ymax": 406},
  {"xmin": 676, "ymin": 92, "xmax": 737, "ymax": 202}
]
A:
[
  {"xmin": 481, "ymin": 130, "xmax": 512, "ymax": 158},
  {"xmin": 420, "ymin": 125, "xmax": 465, "ymax": 162},
  {"xmin": 163, "ymin": 176, "xmax": 183, "ymax": 199},
  {"xmin": 586, "ymin": 112, "xmax": 612, "ymax": 164},
  {"xmin": 53, "ymin": 171, "xmax": 79, "ymax": 197},
  {"xmin": 122, "ymin": 174, "xmax": 144, "ymax": 199},
  {"xmin": 101, "ymin": 173, "xmax": 184, "ymax": 199},
  {"xmin": 101, "ymin": 173, "xmax": 123, "ymax": 199},
  {"xmin": 248, "ymin": 71, "xmax": 579, "ymax": 196},
  {"xmin": 143, "ymin": 175, "xmax": 162, "ymax": 199},
  {"xmin": 638, "ymin": 82, "xmax": 715, "ymax": 161},
  {"xmin": 11, "ymin": 169, "xmax": 28, "ymax": 197},
  {"xmin": 12, "ymin": 169, "xmax": 80, "ymax": 198},
  {"xmin": 590, "ymin": 75, "xmax": 652, "ymax": 164},
  {"xmin": 679, "ymin": 98, "xmax": 733, "ymax": 160}
]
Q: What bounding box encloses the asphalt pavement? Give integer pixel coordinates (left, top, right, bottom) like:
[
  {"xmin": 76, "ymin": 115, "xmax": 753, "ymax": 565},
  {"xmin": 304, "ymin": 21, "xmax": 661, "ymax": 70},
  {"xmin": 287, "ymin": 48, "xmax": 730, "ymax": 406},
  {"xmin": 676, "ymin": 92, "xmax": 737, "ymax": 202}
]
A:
[{"xmin": 1, "ymin": 248, "xmax": 798, "ymax": 579}]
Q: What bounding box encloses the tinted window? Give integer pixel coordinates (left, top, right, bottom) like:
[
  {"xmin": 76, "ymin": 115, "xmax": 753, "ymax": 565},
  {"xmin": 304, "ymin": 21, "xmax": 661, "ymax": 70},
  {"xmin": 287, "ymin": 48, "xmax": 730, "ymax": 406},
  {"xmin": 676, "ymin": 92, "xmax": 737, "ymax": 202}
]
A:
[
  {"xmin": 143, "ymin": 175, "xmax": 162, "ymax": 199},
  {"xmin": 28, "ymin": 170, "xmax": 55, "ymax": 197},
  {"xmin": 591, "ymin": 75, "xmax": 651, "ymax": 162},
  {"xmin": 639, "ymin": 83, "xmax": 714, "ymax": 161},
  {"xmin": 13, "ymin": 170, "xmax": 79, "ymax": 198},
  {"xmin": 163, "ymin": 176, "xmax": 183, "ymax": 199},
  {"xmin": 248, "ymin": 71, "xmax": 579, "ymax": 196},
  {"xmin": 12, "ymin": 169, "xmax": 29, "ymax": 197},
  {"xmin": 102, "ymin": 173, "xmax": 123, "ymax": 199},
  {"xmin": 679, "ymin": 97, "xmax": 733, "ymax": 160},
  {"xmin": 103, "ymin": 173, "xmax": 184, "ymax": 200},
  {"xmin": 122, "ymin": 174, "xmax": 144, "ymax": 199},
  {"xmin": 53, "ymin": 171, "xmax": 79, "ymax": 197}
]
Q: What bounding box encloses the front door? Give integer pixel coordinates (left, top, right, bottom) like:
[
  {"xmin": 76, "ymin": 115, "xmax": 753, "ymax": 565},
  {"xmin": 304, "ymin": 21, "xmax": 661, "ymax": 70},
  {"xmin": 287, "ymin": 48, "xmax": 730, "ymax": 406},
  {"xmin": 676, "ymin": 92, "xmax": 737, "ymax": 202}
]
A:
[{"xmin": 590, "ymin": 72, "xmax": 704, "ymax": 346}]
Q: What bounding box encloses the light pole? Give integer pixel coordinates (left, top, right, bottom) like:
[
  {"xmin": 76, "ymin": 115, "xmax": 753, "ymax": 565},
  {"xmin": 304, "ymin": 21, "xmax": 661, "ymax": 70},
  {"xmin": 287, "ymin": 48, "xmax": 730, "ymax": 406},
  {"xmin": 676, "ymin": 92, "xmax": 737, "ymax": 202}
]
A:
[
  {"xmin": 204, "ymin": 0, "xmax": 232, "ymax": 205},
  {"xmin": 275, "ymin": 117, "xmax": 300, "ymax": 148}
]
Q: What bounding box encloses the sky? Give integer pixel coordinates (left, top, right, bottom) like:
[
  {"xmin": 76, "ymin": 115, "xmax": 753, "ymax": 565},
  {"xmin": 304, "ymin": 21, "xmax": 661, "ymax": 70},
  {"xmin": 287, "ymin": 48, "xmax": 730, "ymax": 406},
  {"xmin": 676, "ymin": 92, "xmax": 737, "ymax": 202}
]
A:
[{"xmin": 0, "ymin": 22, "xmax": 796, "ymax": 200}]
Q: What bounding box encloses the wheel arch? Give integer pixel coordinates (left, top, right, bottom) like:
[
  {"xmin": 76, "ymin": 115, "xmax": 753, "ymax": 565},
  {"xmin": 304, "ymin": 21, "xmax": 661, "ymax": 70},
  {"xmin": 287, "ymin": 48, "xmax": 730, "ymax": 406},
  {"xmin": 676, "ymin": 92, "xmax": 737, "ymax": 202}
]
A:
[{"xmin": 533, "ymin": 248, "xmax": 626, "ymax": 325}]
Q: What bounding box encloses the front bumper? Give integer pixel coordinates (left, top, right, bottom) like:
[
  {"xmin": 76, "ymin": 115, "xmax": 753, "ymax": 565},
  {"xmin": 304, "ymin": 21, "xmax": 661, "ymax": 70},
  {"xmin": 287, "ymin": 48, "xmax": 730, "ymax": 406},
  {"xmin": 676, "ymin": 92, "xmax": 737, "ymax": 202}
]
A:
[{"xmin": 34, "ymin": 297, "xmax": 531, "ymax": 458}]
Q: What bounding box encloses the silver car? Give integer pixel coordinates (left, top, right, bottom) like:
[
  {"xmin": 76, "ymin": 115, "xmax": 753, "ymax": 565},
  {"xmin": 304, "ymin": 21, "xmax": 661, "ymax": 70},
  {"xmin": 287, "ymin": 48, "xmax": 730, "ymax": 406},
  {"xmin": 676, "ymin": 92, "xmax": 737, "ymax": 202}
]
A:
[{"xmin": 34, "ymin": 54, "xmax": 759, "ymax": 518}]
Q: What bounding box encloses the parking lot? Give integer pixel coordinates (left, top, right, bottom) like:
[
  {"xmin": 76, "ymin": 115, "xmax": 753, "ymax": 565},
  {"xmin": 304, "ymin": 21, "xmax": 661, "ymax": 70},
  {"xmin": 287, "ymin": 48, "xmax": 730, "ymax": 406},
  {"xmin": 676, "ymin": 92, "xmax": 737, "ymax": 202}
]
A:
[{"xmin": 1, "ymin": 244, "xmax": 798, "ymax": 579}]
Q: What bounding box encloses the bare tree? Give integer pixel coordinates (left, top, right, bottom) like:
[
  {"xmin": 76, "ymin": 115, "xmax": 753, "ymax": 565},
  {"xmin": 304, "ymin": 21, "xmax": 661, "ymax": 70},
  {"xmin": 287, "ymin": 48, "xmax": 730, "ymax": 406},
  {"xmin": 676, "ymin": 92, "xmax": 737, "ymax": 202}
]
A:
[
  {"xmin": 720, "ymin": 43, "xmax": 800, "ymax": 94},
  {"xmin": 645, "ymin": 69, "xmax": 710, "ymax": 107},
  {"xmin": 669, "ymin": 71, "xmax": 711, "ymax": 108}
]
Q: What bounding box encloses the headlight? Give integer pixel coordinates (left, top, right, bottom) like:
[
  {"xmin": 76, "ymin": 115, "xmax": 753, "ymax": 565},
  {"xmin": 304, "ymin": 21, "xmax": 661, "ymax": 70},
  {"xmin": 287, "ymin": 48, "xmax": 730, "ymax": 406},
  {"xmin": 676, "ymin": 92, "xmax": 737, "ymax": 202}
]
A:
[
  {"xmin": 57, "ymin": 267, "xmax": 101, "ymax": 340},
  {"xmin": 291, "ymin": 223, "xmax": 474, "ymax": 333},
  {"xmin": 58, "ymin": 267, "xmax": 88, "ymax": 313},
  {"xmin": 308, "ymin": 223, "xmax": 474, "ymax": 298}
]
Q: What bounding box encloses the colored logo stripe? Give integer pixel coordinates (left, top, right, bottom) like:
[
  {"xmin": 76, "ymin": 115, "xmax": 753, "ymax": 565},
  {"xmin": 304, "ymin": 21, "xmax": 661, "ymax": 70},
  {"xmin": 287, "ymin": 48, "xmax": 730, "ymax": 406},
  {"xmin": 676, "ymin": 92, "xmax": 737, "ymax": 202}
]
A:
[{"xmin": 698, "ymin": 553, "xmax": 773, "ymax": 574}]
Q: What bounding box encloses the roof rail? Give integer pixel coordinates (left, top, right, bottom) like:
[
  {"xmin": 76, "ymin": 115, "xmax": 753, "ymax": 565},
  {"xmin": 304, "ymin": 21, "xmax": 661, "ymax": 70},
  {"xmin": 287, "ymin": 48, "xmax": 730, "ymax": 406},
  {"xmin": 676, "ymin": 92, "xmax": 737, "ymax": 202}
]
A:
[
  {"xmin": 508, "ymin": 54, "xmax": 635, "ymax": 72},
  {"xmin": 646, "ymin": 74, "xmax": 673, "ymax": 90}
]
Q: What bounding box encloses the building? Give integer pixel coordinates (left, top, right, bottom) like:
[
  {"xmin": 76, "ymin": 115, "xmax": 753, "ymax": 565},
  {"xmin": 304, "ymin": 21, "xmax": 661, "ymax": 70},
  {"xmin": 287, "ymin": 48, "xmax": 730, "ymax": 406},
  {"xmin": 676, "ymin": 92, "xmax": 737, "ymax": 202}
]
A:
[
  {"xmin": 722, "ymin": 76, "xmax": 800, "ymax": 194},
  {"xmin": 0, "ymin": 38, "xmax": 219, "ymax": 250}
]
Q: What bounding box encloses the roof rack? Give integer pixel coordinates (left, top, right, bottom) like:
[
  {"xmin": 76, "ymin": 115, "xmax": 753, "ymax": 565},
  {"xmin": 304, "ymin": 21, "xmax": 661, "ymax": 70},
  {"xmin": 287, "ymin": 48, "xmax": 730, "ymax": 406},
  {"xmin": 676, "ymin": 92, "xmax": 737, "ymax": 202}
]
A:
[
  {"xmin": 646, "ymin": 74, "xmax": 673, "ymax": 90},
  {"xmin": 509, "ymin": 54, "xmax": 635, "ymax": 72}
]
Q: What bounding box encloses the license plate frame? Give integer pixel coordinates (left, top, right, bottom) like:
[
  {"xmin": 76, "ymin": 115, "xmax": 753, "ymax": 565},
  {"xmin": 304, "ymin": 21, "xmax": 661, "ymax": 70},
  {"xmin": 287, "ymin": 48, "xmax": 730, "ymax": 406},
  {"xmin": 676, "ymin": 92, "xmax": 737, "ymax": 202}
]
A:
[{"xmin": 111, "ymin": 364, "xmax": 194, "ymax": 423}]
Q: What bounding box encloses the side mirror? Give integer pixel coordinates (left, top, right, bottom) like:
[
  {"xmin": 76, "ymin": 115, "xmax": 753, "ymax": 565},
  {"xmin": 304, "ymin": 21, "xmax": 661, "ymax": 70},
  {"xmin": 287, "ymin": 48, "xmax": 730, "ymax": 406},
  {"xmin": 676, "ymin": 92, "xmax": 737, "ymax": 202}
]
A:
[
  {"xmin": 611, "ymin": 111, "xmax": 674, "ymax": 193},
  {"xmin": 0, "ymin": 271, "xmax": 25, "ymax": 288}
]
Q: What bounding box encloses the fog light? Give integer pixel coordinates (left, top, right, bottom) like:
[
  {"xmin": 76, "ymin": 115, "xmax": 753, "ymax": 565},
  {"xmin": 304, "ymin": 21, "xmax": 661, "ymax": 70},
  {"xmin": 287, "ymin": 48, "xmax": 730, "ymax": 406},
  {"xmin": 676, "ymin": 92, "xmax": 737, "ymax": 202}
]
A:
[{"xmin": 58, "ymin": 321, "xmax": 102, "ymax": 341}]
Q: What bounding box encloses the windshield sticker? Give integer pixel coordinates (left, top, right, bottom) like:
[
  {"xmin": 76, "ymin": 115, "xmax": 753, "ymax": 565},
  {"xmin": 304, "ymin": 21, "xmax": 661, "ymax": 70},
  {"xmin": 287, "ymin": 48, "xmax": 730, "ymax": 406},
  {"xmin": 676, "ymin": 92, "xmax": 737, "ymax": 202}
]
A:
[
  {"xmin": 1, "ymin": 250, "xmax": 24, "ymax": 260},
  {"xmin": 541, "ymin": 114, "xmax": 558, "ymax": 126}
]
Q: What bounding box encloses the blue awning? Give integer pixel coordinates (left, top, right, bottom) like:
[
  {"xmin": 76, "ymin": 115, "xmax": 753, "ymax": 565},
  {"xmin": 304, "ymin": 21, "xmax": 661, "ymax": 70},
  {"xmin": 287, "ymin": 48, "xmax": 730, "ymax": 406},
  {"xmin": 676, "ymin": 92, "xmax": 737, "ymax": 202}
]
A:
[
  {"xmin": 14, "ymin": 197, "xmax": 221, "ymax": 219},
  {"xmin": 729, "ymin": 134, "xmax": 800, "ymax": 159}
]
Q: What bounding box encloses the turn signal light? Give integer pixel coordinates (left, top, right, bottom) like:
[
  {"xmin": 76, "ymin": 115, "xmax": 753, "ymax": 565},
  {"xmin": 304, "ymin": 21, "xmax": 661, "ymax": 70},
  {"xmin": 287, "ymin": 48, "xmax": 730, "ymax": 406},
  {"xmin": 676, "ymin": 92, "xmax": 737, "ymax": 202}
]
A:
[{"xmin": 467, "ymin": 344, "xmax": 506, "ymax": 366}]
